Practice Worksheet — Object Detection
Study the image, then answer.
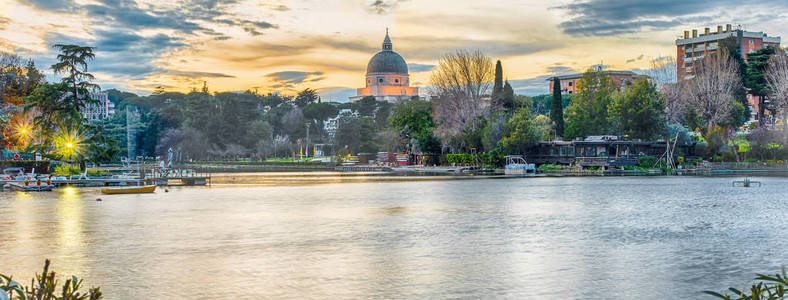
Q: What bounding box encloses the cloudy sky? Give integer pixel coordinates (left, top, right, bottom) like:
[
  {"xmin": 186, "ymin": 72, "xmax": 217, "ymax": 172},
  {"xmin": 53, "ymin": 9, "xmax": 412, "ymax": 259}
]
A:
[{"xmin": 2, "ymin": 0, "xmax": 787, "ymax": 100}]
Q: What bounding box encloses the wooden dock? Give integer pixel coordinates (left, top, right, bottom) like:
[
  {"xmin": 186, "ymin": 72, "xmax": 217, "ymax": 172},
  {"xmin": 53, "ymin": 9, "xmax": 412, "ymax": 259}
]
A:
[{"xmin": 5, "ymin": 182, "xmax": 55, "ymax": 192}]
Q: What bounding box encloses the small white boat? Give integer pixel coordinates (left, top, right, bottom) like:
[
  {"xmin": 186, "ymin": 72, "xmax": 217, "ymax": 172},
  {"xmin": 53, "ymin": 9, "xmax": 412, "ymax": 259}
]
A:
[{"xmin": 504, "ymin": 155, "xmax": 536, "ymax": 175}]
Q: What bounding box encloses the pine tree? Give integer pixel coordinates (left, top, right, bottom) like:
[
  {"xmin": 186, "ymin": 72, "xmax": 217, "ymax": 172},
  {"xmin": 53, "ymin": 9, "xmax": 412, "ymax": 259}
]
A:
[
  {"xmin": 492, "ymin": 60, "xmax": 503, "ymax": 107},
  {"xmin": 745, "ymin": 46, "xmax": 776, "ymax": 124},
  {"xmin": 550, "ymin": 77, "xmax": 564, "ymax": 138}
]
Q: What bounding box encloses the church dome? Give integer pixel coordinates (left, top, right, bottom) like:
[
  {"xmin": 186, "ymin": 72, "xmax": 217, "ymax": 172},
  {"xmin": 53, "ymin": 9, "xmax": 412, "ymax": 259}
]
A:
[
  {"xmin": 366, "ymin": 51, "xmax": 408, "ymax": 74},
  {"xmin": 366, "ymin": 30, "xmax": 408, "ymax": 74}
]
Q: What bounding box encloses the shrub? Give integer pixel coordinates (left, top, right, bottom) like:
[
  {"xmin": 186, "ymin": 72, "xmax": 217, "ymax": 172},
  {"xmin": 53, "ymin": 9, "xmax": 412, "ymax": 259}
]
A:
[
  {"xmin": 52, "ymin": 164, "xmax": 82, "ymax": 176},
  {"xmin": 637, "ymin": 155, "xmax": 658, "ymax": 168},
  {"xmin": 87, "ymin": 169, "xmax": 111, "ymax": 176},
  {"xmin": 743, "ymin": 158, "xmax": 758, "ymax": 163},
  {"xmin": 722, "ymin": 151, "xmax": 737, "ymax": 162},
  {"xmin": 1, "ymin": 259, "xmax": 103, "ymax": 300},
  {"xmin": 703, "ymin": 267, "xmax": 786, "ymax": 299},
  {"xmin": 446, "ymin": 154, "xmax": 476, "ymax": 166}
]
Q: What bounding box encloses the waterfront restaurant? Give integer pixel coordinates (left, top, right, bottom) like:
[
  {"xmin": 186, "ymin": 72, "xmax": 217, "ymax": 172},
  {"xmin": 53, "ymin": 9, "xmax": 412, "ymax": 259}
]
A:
[{"xmin": 527, "ymin": 136, "xmax": 698, "ymax": 168}]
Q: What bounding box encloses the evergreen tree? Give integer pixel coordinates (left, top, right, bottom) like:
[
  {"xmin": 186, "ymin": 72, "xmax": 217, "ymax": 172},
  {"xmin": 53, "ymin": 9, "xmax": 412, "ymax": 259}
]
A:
[
  {"xmin": 550, "ymin": 76, "xmax": 564, "ymax": 138},
  {"xmin": 745, "ymin": 46, "xmax": 776, "ymax": 124},
  {"xmin": 607, "ymin": 77, "xmax": 667, "ymax": 140},
  {"xmin": 564, "ymin": 68, "xmax": 616, "ymax": 139},
  {"xmin": 492, "ymin": 60, "xmax": 503, "ymax": 107},
  {"xmin": 719, "ymin": 36, "xmax": 750, "ymax": 126},
  {"xmin": 502, "ymin": 80, "xmax": 515, "ymax": 112}
]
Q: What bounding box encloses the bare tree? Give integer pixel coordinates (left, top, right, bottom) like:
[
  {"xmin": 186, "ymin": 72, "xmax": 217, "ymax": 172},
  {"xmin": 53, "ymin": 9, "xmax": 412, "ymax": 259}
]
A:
[
  {"xmin": 681, "ymin": 52, "xmax": 741, "ymax": 131},
  {"xmin": 430, "ymin": 49, "xmax": 495, "ymax": 150},
  {"xmin": 646, "ymin": 56, "xmax": 682, "ymax": 123},
  {"xmin": 766, "ymin": 49, "xmax": 788, "ymax": 115}
]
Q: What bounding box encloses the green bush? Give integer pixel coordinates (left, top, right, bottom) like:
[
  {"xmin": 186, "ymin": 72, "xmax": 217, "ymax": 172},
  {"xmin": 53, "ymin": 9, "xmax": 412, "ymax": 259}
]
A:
[
  {"xmin": 637, "ymin": 155, "xmax": 658, "ymax": 168},
  {"xmin": 1, "ymin": 259, "xmax": 103, "ymax": 300},
  {"xmin": 743, "ymin": 158, "xmax": 758, "ymax": 163},
  {"xmin": 538, "ymin": 164, "xmax": 565, "ymax": 171},
  {"xmin": 446, "ymin": 154, "xmax": 476, "ymax": 166},
  {"xmin": 87, "ymin": 169, "xmax": 111, "ymax": 176},
  {"xmin": 52, "ymin": 164, "xmax": 81, "ymax": 176},
  {"xmin": 722, "ymin": 151, "xmax": 737, "ymax": 162}
]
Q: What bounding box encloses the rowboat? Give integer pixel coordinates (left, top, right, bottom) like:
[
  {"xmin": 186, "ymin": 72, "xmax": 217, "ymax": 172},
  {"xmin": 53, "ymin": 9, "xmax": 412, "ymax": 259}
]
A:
[{"xmin": 101, "ymin": 185, "xmax": 156, "ymax": 194}]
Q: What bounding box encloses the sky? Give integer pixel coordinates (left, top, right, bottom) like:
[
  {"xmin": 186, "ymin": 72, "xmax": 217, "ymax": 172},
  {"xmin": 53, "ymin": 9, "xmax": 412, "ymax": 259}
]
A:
[{"xmin": 1, "ymin": 0, "xmax": 788, "ymax": 101}]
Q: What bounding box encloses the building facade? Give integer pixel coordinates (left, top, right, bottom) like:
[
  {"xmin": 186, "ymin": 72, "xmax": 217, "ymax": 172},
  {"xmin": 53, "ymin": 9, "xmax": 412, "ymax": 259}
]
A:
[
  {"xmin": 349, "ymin": 30, "xmax": 418, "ymax": 103},
  {"xmin": 676, "ymin": 24, "xmax": 781, "ymax": 119},
  {"xmin": 676, "ymin": 24, "xmax": 781, "ymax": 81},
  {"xmin": 84, "ymin": 92, "xmax": 116, "ymax": 122},
  {"xmin": 547, "ymin": 70, "xmax": 644, "ymax": 95}
]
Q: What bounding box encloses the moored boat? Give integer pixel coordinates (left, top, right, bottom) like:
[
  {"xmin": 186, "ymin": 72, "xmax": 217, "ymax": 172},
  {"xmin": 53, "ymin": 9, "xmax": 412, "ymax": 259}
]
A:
[
  {"xmin": 504, "ymin": 155, "xmax": 536, "ymax": 175},
  {"xmin": 101, "ymin": 185, "xmax": 156, "ymax": 194}
]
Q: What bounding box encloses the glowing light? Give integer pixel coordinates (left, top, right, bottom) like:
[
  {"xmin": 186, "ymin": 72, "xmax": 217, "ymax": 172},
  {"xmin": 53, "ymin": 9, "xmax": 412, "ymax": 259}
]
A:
[{"xmin": 54, "ymin": 129, "xmax": 84, "ymax": 161}]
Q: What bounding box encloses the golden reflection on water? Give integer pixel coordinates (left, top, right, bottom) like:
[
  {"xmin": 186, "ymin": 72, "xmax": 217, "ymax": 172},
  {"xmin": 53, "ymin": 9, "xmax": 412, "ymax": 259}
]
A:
[{"xmin": 55, "ymin": 186, "xmax": 85, "ymax": 271}]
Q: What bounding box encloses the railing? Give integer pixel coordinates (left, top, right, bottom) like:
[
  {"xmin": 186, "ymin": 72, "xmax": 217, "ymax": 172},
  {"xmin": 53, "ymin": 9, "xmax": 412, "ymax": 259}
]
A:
[{"xmin": 703, "ymin": 162, "xmax": 788, "ymax": 170}]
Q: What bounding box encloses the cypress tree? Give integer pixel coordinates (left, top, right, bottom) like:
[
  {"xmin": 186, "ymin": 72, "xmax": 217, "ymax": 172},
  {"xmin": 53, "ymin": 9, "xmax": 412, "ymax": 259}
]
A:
[
  {"xmin": 550, "ymin": 77, "xmax": 564, "ymax": 138},
  {"xmin": 493, "ymin": 60, "xmax": 503, "ymax": 107},
  {"xmin": 502, "ymin": 80, "xmax": 515, "ymax": 112}
]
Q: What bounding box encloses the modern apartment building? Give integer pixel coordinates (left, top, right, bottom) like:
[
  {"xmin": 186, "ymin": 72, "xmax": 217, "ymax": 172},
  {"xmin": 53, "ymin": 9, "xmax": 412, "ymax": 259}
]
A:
[
  {"xmin": 84, "ymin": 92, "xmax": 116, "ymax": 122},
  {"xmin": 676, "ymin": 24, "xmax": 781, "ymax": 81},
  {"xmin": 547, "ymin": 70, "xmax": 644, "ymax": 95}
]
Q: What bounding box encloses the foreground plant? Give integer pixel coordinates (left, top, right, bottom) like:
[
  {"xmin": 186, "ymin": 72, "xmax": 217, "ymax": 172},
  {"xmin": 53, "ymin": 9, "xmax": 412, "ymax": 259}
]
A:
[
  {"xmin": 704, "ymin": 267, "xmax": 786, "ymax": 299},
  {"xmin": 0, "ymin": 259, "xmax": 102, "ymax": 300}
]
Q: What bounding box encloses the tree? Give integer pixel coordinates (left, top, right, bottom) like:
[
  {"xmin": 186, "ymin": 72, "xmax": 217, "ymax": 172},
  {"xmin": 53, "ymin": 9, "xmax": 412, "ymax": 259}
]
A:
[
  {"xmin": 607, "ymin": 77, "xmax": 667, "ymax": 140},
  {"xmin": 430, "ymin": 49, "xmax": 495, "ymax": 151},
  {"xmin": 765, "ymin": 49, "xmax": 788, "ymax": 115},
  {"xmin": 492, "ymin": 60, "xmax": 503, "ymax": 107},
  {"xmin": 499, "ymin": 108, "xmax": 540, "ymax": 154},
  {"xmin": 294, "ymin": 88, "xmax": 319, "ymax": 108},
  {"xmin": 51, "ymin": 44, "xmax": 99, "ymax": 116},
  {"xmin": 564, "ymin": 68, "xmax": 616, "ymax": 139},
  {"xmin": 389, "ymin": 99, "xmax": 440, "ymax": 154},
  {"xmin": 745, "ymin": 46, "xmax": 777, "ymax": 123},
  {"xmin": 335, "ymin": 117, "xmax": 378, "ymax": 153},
  {"xmin": 501, "ymin": 80, "xmax": 515, "ymax": 112},
  {"xmin": 354, "ymin": 96, "xmax": 378, "ymax": 117},
  {"xmin": 719, "ymin": 36, "xmax": 751, "ymax": 126},
  {"xmin": 302, "ymin": 102, "xmax": 339, "ymax": 121},
  {"xmin": 550, "ymin": 77, "xmax": 564, "ymax": 137},
  {"xmin": 681, "ymin": 52, "xmax": 741, "ymax": 132}
]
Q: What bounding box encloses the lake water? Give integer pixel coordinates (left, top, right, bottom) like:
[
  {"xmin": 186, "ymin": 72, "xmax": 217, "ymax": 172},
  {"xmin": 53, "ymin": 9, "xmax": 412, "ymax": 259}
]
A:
[{"xmin": 1, "ymin": 175, "xmax": 786, "ymax": 299}]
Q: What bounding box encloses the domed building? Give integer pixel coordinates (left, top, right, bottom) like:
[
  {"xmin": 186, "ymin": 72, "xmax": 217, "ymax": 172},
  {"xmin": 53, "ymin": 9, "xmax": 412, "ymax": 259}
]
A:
[{"xmin": 349, "ymin": 30, "xmax": 419, "ymax": 102}]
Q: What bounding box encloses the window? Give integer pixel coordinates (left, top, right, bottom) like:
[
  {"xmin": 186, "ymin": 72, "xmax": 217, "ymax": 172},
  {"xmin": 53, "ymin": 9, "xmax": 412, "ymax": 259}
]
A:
[
  {"xmin": 568, "ymin": 91, "xmax": 572, "ymax": 94},
  {"xmin": 378, "ymin": 78, "xmax": 383, "ymax": 83},
  {"xmin": 394, "ymin": 78, "xmax": 399, "ymax": 83},
  {"xmin": 568, "ymin": 81, "xmax": 573, "ymax": 87},
  {"xmin": 749, "ymin": 40, "xmax": 754, "ymax": 44}
]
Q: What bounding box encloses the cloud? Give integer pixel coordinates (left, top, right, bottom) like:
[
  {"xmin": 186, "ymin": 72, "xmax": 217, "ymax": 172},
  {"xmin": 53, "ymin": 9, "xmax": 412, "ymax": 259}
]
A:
[
  {"xmin": 265, "ymin": 71, "xmax": 325, "ymax": 89},
  {"xmin": 546, "ymin": 65, "xmax": 576, "ymax": 75},
  {"xmin": 271, "ymin": 5, "xmax": 290, "ymax": 11},
  {"xmin": 407, "ymin": 63, "xmax": 435, "ymax": 72},
  {"xmin": 398, "ymin": 36, "xmax": 561, "ymax": 59},
  {"xmin": 626, "ymin": 54, "xmax": 645, "ymax": 63},
  {"xmin": 553, "ymin": 0, "xmax": 788, "ymax": 36},
  {"xmin": 508, "ymin": 75, "xmax": 554, "ymax": 96},
  {"xmin": 366, "ymin": 0, "xmax": 406, "ymax": 14},
  {"xmin": 166, "ymin": 70, "xmax": 236, "ymax": 78},
  {"xmin": 317, "ymin": 87, "xmax": 357, "ymax": 103}
]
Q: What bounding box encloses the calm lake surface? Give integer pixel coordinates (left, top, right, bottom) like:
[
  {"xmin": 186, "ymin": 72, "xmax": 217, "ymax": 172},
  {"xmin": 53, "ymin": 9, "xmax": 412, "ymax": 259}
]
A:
[{"xmin": 1, "ymin": 176, "xmax": 786, "ymax": 299}]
